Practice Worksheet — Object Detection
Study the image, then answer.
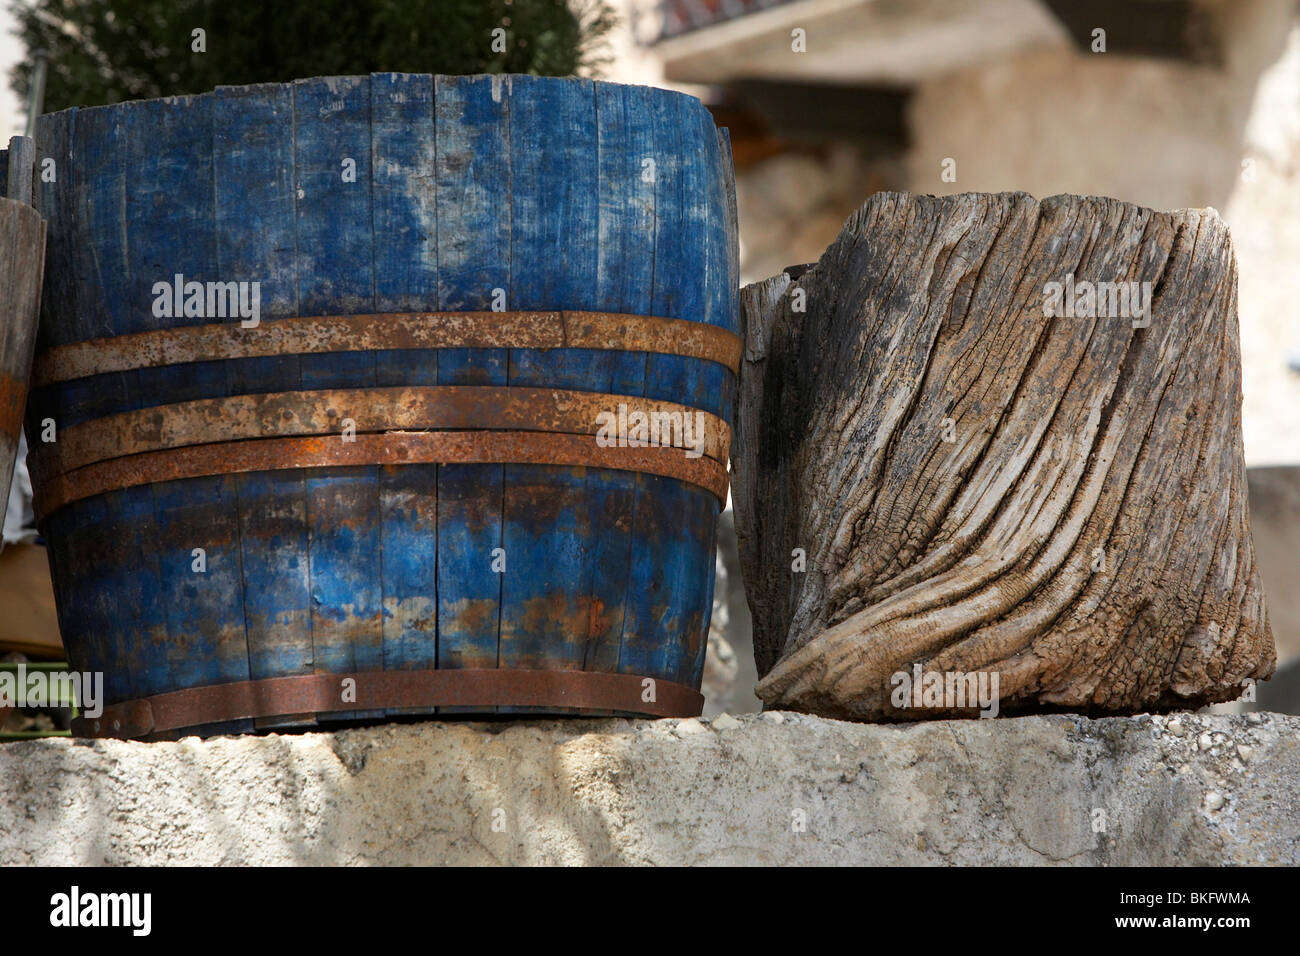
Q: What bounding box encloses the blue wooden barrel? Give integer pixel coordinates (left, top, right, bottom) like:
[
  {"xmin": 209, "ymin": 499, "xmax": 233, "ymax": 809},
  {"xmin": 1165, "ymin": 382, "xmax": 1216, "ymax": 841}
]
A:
[{"xmin": 27, "ymin": 75, "xmax": 739, "ymax": 739}]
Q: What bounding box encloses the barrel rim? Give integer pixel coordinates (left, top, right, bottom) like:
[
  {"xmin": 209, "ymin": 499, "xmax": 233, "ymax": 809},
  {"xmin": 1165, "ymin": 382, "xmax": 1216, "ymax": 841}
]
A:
[{"xmin": 35, "ymin": 73, "xmax": 715, "ymax": 121}]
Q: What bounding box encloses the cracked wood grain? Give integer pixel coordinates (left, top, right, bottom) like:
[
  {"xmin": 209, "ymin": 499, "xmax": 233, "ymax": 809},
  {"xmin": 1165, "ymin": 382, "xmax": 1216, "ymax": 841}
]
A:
[{"xmin": 733, "ymin": 191, "xmax": 1275, "ymax": 721}]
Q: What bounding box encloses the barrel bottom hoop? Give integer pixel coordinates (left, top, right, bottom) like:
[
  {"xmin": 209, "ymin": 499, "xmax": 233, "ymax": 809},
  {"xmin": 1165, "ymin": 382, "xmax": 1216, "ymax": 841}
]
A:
[
  {"xmin": 70, "ymin": 669, "xmax": 704, "ymax": 739},
  {"xmin": 34, "ymin": 430, "xmax": 731, "ymax": 519}
]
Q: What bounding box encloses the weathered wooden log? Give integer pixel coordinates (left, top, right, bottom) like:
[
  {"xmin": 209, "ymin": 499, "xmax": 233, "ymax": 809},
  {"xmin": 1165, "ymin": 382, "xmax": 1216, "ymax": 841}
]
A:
[
  {"xmin": 0, "ymin": 138, "xmax": 46, "ymax": 556},
  {"xmin": 734, "ymin": 191, "xmax": 1275, "ymax": 720}
]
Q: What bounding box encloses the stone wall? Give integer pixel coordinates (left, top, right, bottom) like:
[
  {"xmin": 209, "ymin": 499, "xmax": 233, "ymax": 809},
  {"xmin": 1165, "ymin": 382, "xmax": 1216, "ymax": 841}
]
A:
[{"xmin": 2, "ymin": 712, "xmax": 1295, "ymax": 865}]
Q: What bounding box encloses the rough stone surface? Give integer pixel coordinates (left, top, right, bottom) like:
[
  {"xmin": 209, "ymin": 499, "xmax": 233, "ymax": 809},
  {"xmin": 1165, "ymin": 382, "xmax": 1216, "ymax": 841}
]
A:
[{"xmin": 1, "ymin": 712, "xmax": 1296, "ymax": 865}]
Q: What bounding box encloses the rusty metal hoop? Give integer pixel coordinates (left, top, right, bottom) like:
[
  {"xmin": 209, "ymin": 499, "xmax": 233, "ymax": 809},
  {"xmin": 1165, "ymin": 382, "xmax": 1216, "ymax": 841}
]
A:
[
  {"xmin": 30, "ymin": 385, "xmax": 732, "ymax": 480},
  {"xmin": 71, "ymin": 668, "xmax": 705, "ymax": 739},
  {"xmin": 33, "ymin": 309, "xmax": 744, "ymax": 386},
  {"xmin": 34, "ymin": 430, "xmax": 730, "ymax": 519}
]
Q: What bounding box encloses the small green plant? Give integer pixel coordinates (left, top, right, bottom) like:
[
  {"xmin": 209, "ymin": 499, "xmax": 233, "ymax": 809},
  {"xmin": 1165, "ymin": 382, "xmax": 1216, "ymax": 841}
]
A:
[{"xmin": 10, "ymin": 0, "xmax": 618, "ymax": 113}]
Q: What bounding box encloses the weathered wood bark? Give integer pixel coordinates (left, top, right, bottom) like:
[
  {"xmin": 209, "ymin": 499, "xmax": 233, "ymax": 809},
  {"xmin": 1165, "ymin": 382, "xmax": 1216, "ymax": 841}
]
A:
[
  {"xmin": 0, "ymin": 137, "xmax": 46, "ymax": 556},
  {"xmin": 734, "ymin": 191, "xmax": 1275, "ymax": 720}
]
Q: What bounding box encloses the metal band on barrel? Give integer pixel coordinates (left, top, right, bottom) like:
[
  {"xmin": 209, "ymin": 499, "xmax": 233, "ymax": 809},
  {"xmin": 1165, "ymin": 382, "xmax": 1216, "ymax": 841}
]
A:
[
  {"xmin": 32, "ymin": 309, "xmax": 743, "ymax": 386},
  {"xmin": 70, "ymin": 669, "xmax": 705, "ymax": 739},
  {"xmin": 33, "ymin": 430, "xmax": 730, "ymax": 520},
  {"xmin": 31, "ymin": 386, "xmax": 732, "ymax": 480}
]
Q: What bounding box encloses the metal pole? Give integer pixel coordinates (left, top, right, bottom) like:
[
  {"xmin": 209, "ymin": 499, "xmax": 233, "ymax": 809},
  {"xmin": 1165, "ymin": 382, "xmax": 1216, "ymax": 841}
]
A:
[{"xmin": 24, "ymin": 49, "xmax": 48, "ymax": 137}]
